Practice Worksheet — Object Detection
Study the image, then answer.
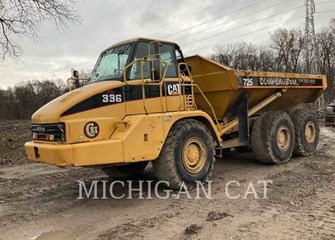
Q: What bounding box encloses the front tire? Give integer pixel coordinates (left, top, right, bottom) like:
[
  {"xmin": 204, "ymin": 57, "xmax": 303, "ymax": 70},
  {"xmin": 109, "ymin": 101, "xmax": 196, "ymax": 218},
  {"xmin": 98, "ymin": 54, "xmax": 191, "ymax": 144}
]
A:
[
  {"xmin": 251, "ymin": 111, "xmax": 295, "ymax": 165},
  {"xmin": 153, "ymin": 119, "xmax": 215, "ymax": 189}
]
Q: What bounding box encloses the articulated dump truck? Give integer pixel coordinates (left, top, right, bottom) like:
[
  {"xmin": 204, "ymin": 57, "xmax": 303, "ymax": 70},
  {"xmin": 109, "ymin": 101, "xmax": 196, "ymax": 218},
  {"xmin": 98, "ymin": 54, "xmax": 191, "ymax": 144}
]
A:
[{"xmin": 25, "ymin": 38, "xmax": 327, "ymax": 189}]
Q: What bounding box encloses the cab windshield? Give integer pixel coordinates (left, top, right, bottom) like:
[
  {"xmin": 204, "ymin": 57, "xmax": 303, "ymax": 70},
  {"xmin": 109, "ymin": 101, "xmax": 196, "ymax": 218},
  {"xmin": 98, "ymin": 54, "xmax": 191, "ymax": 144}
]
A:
[{"xmin": 88, "ymin": 43, "xmax": 132, "ymax": 83}]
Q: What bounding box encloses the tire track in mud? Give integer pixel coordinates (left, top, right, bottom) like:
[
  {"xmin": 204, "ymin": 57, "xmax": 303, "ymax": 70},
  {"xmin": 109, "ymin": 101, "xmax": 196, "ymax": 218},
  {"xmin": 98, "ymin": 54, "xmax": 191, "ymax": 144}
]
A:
[
  {"xmin": 257, "ymin": 187, "xmax": 335, "ymax": 240},
  {"xmin": 285, "ymin": 137, "xmax": 335, "ymax": 239},
  {"xmin": 0, "ymin": 165, "xmax": 106, "ymax": 225},
  {"xmin": 97, "ymin": 212, "xmax": 179, "ymax": 240},
  {"xmin": 0, "ymin": 168, "xmax": 103, "ymax": 202},
  {"xmin": 286, "ymin": 194, "xmax": 335, "ymax": 240},
  {"xmin": 232, "ymin": 136, "xmax": 335, "ymax": 240},
  {"xmin": 319, "ymin": 127, "xmax": 335, "ymax": 157}
]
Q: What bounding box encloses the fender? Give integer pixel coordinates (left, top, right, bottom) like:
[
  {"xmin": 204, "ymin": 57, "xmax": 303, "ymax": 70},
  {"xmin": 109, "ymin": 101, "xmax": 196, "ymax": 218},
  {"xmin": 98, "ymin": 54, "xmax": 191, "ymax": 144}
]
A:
[{"xmin": 111, "ymin": 110, "xmax": 221, "ymax": 163}]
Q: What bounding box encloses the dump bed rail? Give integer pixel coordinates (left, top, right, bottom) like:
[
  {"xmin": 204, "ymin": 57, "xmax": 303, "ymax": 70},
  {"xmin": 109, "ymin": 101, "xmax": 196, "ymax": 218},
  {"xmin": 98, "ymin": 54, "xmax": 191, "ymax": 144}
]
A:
[{"xmin": 235, "ymin": 70, "xmax": 327, "ymax": 89}]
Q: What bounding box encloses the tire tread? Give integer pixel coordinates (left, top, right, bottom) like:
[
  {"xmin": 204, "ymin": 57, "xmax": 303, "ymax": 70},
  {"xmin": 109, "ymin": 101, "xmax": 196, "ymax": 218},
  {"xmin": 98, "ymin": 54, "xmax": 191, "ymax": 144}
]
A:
[{"xmin": 153, "ymin": 119, "xmax": 215, "ymax": 189}]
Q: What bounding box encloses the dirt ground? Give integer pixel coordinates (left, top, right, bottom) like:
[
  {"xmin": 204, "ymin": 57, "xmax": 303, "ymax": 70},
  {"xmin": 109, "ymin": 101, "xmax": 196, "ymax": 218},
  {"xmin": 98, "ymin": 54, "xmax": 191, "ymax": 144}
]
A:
[
  {"xmin": 0, "ymin": 120, "xmax": 31, "ymax": 166},
  {"xmin": 0, "ymin": 121, "xmax": 334, "ymax": 240}
]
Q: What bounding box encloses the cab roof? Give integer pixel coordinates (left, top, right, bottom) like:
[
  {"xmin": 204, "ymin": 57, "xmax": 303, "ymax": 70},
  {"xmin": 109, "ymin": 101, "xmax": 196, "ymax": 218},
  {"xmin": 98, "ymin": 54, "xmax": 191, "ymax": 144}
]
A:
[{"xmin": 102, "ymin": 37, "xmax": 181, "ymax": 53}]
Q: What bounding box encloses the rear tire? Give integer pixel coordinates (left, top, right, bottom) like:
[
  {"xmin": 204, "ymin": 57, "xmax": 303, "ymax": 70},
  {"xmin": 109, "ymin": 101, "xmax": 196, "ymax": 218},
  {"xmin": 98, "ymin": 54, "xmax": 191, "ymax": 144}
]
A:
[
  {"xmin": 102, "ymin": 161, "xmax": 148, "ymax": 178},
  {"xmin": 153, "ymin": 119, "xmax": 215, "ymax": 189},
  {"xmin": 290, "ymin": 109, "xmax": 319, "ymax": 157},
  {"xmin": 251, "ymin": 111, "xmax": 295, "ymax": 165}
]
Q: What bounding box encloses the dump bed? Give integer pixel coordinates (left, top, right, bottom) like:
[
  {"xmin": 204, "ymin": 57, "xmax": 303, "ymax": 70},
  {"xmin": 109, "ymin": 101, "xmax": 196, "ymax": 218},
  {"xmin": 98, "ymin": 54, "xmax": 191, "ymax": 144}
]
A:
[{"xmin": 185, "ymin": 55, "xmax": 327, "ymax": 119}]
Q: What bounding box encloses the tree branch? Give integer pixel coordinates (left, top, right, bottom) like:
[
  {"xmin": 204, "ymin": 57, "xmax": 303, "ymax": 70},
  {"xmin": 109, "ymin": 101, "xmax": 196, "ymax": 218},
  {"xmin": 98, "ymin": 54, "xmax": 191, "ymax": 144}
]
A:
[{"xmin": 0, "ymin": 0, "xmax": 78, "ymax": 59}]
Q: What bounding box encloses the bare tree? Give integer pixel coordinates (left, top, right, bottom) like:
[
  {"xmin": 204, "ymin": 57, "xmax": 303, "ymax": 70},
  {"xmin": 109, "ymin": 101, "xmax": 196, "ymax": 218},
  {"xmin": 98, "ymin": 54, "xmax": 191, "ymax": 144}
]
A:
[
  {"xmin": 211, "ymin": 43, "xmax": 236, "ymax": 67},
  {"xmin": 210, "ymin": 42, "xmax": 275, "ymax": 72},
  {"xmin": 0, "ymin": 79, "xmax": 69, "ymax": 119},
  {"xmin": 79, "ymin": 69, "xmax": 92, "ymax": 79},
  {"xmin": 230, "ymin": 42, "xmax": 258, "ymax": 70},
  {"xmin": 257, "ymin": 46, "xmax": 276, "ymax": 71},
  {"xmin": 316, "ymin": 22, "xmax": 335, "ymax": 104},
  {"xmin": 317, "ymin": 28, "xmax": 335, "ymax": 74},
  {"xmin": 270, "ymin": 28, "xmax": 305, "ymax": 73},
  {"xmin": 0, "ymin": 0, "xmax": 78, "ymax": 59},
  {"xmin": 330, "ymin": 18, "xmax": 335, "ymax": 33},
  {"xmin": 14, "ymin": 81, "xmax": 36, "ymax": 119}
]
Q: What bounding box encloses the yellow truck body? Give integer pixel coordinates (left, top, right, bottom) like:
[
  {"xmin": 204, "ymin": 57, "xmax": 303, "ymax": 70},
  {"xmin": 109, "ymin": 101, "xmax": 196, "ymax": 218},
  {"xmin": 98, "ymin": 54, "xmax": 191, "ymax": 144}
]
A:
[{"xmin": 24, "ymin": 38, "xmax": 327, "ymax": 188}]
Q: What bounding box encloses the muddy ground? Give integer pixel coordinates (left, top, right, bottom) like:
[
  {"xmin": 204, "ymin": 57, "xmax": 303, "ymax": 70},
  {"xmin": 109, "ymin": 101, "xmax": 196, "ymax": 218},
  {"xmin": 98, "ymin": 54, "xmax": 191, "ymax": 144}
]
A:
[
  {"xmin": 0, "ymin": 121, "xmax": 31, "ymax": 166},
  {"xmin": 0, "ymin": 121, "xmax": 334, "ymax": 240}
]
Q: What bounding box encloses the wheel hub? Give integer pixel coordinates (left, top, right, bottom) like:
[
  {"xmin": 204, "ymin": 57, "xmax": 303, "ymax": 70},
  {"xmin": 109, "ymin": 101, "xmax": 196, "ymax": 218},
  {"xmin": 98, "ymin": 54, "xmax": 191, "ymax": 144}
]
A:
[
  {"xmin": 305, "ymin": 121, "xmax": 316, "ymax": 144},
  {"xmin": 186, "ymin": 144, "xmax": 200, "ymax": 162},
  {"xmin": 182, "ymin": 137, "xmax": 207, "ymax": 174},
  {"xmin": 276, "ymin": 126, "xmax": 290, "ymax": 152}
]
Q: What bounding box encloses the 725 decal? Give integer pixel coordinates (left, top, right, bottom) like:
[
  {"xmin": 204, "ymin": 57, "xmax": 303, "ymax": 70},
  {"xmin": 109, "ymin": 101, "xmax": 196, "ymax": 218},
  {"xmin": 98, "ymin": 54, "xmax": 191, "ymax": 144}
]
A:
[
  {"xmin": 242, "ymin": 78, "xmax": 254, "ymax": 86},
  {"xmin": 102, "ymin": 94, "xmax": 122, "ymax": 103},
  {"xmin": 239, "ymin": 76, "xmax": 322, "ymax": 87}
]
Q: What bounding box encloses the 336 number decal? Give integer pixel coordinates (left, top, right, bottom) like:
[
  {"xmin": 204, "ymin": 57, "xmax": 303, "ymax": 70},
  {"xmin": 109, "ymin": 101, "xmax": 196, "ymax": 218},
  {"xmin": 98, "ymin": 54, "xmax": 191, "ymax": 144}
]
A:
[{"xmin": 102, "ymin": 94, "xmax": 122, "ymax": 103}]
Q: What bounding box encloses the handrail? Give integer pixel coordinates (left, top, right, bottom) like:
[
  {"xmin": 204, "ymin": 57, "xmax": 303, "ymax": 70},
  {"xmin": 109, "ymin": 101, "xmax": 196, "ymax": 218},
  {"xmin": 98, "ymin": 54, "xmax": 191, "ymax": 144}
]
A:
[
  {"xmin": 193, "ymin": 84, "xmax": 222, "ymax": 135},
  {"xmin": 122, "ymin": 58, "xmax": 168, "ymax": 84},
  {"xmin": 177, "ymin": 62, "xmax": 195, "ymax": 111},
  {"xmin": 122, "ymin": 58, "xmax": 220, "ymax": 128},
  {"xmin": 122, "ymin": 58, "xmax": 169, "ymax": 113}
]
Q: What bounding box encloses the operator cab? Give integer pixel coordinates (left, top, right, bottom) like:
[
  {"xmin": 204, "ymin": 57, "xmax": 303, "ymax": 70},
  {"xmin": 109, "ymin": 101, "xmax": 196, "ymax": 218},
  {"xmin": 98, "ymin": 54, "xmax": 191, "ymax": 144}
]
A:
[{"xmin": 69, "ymin": 38, "xmax": 188, "ymax": 89}]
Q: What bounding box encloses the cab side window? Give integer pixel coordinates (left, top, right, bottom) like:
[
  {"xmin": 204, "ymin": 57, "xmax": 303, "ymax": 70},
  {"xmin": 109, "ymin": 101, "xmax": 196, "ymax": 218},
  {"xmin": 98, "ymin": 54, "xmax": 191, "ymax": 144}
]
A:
[
  {"xmin": 129, "ymin": 42, "xmax": 153, "ymax": 80},
  {"xmin": 160, "ymin": 44, "xmax": 178, "ymax": 78},
  {"xmin": 129, "ymin": 42, "xmax": 178, "ymax": 80}
]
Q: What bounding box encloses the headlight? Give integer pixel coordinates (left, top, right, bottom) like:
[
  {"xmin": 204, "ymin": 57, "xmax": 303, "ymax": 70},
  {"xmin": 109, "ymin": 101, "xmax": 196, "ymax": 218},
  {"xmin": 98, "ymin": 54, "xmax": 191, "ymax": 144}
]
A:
[{"xmin": 31, "ymin": 123, "xmax": 66, "ymax": 142}]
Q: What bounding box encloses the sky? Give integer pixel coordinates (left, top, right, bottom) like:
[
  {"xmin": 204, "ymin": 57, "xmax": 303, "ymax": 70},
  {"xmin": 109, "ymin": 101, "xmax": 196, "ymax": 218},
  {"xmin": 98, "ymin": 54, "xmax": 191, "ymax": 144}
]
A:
[{"xmin": 0, "ymin": 0, "xmax": 334, "ymax": 88}]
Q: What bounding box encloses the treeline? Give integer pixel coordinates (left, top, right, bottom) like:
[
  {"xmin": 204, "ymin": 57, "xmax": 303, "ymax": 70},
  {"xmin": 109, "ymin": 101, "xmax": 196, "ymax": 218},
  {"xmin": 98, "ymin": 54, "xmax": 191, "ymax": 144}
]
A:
[
  {"xmin": 0, "ymin": 80, "xmax": 68, "ymax": 119},
  {"xmin": 210, "ymin": 18, "xmax": 335, "ymax": 104}
]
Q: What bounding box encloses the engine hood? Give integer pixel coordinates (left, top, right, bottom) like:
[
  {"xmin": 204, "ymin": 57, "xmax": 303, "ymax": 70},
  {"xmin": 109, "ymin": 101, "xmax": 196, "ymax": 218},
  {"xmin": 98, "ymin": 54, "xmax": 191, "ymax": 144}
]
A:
[{"xmin": 32, "ymin": 81, "xmax": 124, "ymax": 123}]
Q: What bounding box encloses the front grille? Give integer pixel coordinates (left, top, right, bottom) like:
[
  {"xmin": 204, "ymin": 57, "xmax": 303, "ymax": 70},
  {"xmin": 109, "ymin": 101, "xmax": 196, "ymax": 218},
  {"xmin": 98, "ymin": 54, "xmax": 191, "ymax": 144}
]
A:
[{"xmin": 31, "ymin": 123, "xmax": 66, "ymax": 142}]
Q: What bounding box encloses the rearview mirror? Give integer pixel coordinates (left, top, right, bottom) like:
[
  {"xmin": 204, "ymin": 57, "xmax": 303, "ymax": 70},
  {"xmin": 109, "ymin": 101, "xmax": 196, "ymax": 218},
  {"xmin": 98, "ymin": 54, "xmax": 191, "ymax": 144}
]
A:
[
  {"xmin": 67, "ymin": 68, "xmax": 88, "ymax": 91},
  {"xmin": 72, "ymin": 69, "xmax": 79, "ymax": 78},
  {"xmin": 71, "ymin": 69, "xmax": 80, "ymax": 88},
  {"xmin": 180, "ymin": 63, "xmax": 192, "ymax": 76}
]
